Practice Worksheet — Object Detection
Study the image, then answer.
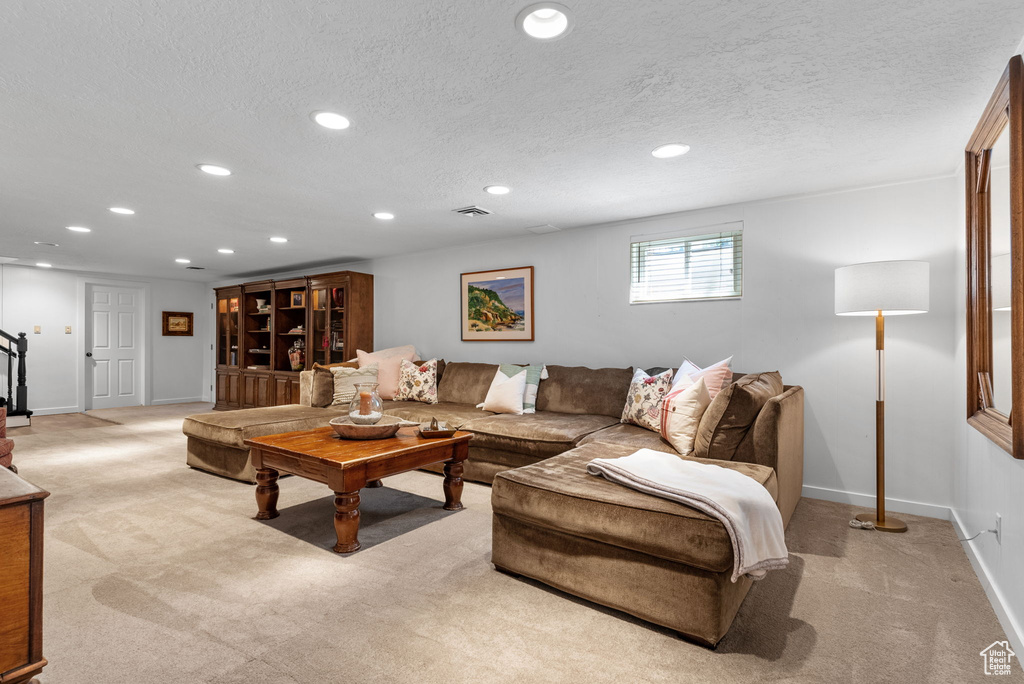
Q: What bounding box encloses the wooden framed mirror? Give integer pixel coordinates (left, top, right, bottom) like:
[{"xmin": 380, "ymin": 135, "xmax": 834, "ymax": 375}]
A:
[{"xmin": 966, "ymin": 55, "xmax": 1024, "ymax": 458}]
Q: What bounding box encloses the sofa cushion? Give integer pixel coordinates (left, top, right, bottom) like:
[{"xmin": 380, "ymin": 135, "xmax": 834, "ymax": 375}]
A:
[
  {"xmin": 535, "ymin": 365, "xmax": 634, "ymax": 418},
  {"xmin": 182, "ymin": 405, "xmax": 349, "ymax": 449},
  {"xmin": 437, "ymin": 362, "xmax": 500, "ymax": 405},
  {"xmin": 461, "ymin": 412, "xmax": 618, "ymax": 460},
  {"xmin": 694, "ymin": 372, "xmax": 784, "ymax": 461},
  {"xmin": 577, "ymin": 423, "xmax": 679, "ymax": 454},
  {"xmin": 491, "ymin": 443, "xmax": 777, "ymax": 573},
  {"xmin": 381, "ymin": 401, "xmax": 493, "ymax": 429}
]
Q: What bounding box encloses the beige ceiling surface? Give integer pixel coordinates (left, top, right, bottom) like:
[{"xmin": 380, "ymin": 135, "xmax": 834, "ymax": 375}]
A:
[{"xmin": 1, "ymin": 1, "xmax": 1022, "ymax": 280}]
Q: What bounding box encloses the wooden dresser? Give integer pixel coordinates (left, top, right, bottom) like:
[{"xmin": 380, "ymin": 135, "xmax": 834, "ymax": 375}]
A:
[{"xmin": 0, "ymin": 467, "xmax": 47, "ymax": 684}]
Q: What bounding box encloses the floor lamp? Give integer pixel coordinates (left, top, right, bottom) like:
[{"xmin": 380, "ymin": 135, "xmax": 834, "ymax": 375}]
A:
[{"xmin": 835, "ymin": 260, "xmax": 929, "ymax": 533}]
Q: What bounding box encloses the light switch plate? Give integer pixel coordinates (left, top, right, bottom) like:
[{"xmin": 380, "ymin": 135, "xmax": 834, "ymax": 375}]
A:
[
  {"xmin": 65, "ymin": 326, "xmax": 72, "ymax": 334},
  {"xmin": 33, "ymin": 326, "xmax": 40, "ymax": 334}
]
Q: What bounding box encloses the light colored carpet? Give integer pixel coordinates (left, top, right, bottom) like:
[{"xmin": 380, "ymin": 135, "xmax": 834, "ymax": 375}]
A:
[{"xmin": 8, "ymin": 403, "xmax": 1019, "ymax": 683}]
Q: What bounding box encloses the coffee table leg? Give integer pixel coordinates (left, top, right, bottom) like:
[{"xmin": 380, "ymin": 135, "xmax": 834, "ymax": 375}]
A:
[
  {"xmin": 366, "ymin": 479, "xmax": 383, "ymax": 488},
  {"xmin": 255, "ymin": 468, "xmax": 279, "ymax": 520},
  {"xmin": 333, "ymin": 491, "xmax": 361, "ymax": 553},
  {"xmin": 443, "ymin": 461, "xmax": 464, "ymax": 511}
]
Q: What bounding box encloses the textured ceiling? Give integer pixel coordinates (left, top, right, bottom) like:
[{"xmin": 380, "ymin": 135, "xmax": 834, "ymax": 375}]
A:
[{"xmin": 1, "ymin": 1, "xmax": 1022, "ymax": 281}]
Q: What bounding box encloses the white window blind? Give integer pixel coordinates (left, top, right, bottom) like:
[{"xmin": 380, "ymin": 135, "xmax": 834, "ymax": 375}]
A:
[{"xmin": 629, "ymin": 223, "xmax": 743, "ymax": 303}]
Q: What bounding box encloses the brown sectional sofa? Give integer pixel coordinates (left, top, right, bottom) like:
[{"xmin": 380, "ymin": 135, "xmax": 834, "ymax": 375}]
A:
[{"xmin": 182, "ymin": 360, "xmax": 804, "ymax": 646}]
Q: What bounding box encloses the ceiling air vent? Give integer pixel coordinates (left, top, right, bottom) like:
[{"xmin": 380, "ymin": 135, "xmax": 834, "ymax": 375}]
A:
[
  {"xmin": 185, "ymin": 266, "xmax": 206, "ymax": 270},
  {"xmin": 453, "ymin": 205, "xmax": 492, "ymax": 217}
]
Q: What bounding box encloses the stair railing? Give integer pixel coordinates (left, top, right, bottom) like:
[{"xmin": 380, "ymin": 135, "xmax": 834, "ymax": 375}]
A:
[{"xmin": 0, "ymin": 330, "xmax": 30, "ymax": 417}]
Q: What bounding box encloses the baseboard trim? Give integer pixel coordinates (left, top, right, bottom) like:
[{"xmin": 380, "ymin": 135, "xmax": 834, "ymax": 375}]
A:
[
  {"xmin": 950, "ymin": 508, "xmax": 1024, "ymax": 654},
  {"xmin": 29, "ymin": 406, "xmax": 82, "ymax": 416},
  {"xmin": 150, "ymin": 397, "xmax": 205, "ymax": 406},
  {"xmin": 800, "ymin": 485, "xmax": 950, "ymax": 521}
]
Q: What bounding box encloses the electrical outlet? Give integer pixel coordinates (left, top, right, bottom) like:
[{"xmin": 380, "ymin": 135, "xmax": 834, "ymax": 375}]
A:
[{"xmin": 996, "ymin": 513, "xmax": 1002, "ymax": 545}]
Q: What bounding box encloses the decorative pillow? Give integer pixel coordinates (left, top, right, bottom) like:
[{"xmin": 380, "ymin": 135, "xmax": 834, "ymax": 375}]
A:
[
  {"xmin": 308, "ymin": 365, "xmax": 336, "ymax": 407},
  {"xmin": 659, "ymin": 376, "xmax": 711, "ymax": 455},
  {"xmin": 395, "ymin": 359, "xmax": 439, "ymax": 404},
  {"xmin": 672, "ymin": 356, "xmax": 733, "ymax": 399},
  {"xmin": 330, "ymin": 365, "xmax": 379, "ymax": 406},
  {"xmin": 478, "ymin": 367, "xmax": 529, "ymax": 415},
  {"xmin": 356, "ymin": 346, "xmax": 418, "ymax": 400},
  {"xmin": 620, "ymin": 368, "xmax": 673, "ymax": 432},
  {"xmin": 693, "ymin": 371, "xmax": 784, "ymax": 460},
  {"xmin": 500, "ymin": 364, "xmax": 548, "ymax": 414}
]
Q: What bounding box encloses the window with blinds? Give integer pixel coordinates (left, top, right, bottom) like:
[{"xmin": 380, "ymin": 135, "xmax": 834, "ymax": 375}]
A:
[{"xmin": 629, "ymin": 223, "xmax": 743, "ymax": 304}]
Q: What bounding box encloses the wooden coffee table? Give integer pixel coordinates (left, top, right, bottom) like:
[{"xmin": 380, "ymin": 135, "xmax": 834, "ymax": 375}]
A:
[{"xmin": 244, "ymin": 426, "xmax": 472, "ymax": 553}]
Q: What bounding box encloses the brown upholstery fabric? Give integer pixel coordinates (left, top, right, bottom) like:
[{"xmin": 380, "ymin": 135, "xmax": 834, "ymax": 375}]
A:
[
  {"xmin": 694, "ymin": 372, "xmax": 784, "ymax": 461},
  {"xmin": 491, "ymin": 443, "xmax": 777, "ymax": 573},
  {"xmin": 182, "ymin": 405, "xmax": 348, "ymax": 449},
  {"xmin": 491, "ymin": 513, "xmax": 752, "ymax": 646},
  {"xmin": 313, "ymin": 361, "xmax": 358, "ymax": 370},
  {"xmin": 186, "ymin": 437, "xmax": 256, "ymax": 483},
  {"xmin": 309, "ymin": 365, "xmax": 336, "ymax": 408},
  {"xmin": 577, "ymin": 423, "xmax": 678, "ymax": 454},
  {"xmin": 732, "ymin": 385, "xmax": 804, "ymax": 527},
  {"xmin": 461, "ymin": 412, "xmax": 618, "ymax": 459},
  {"xmin": 299, "ymin": 370, "xmax": 313, "ymax": 407},
  {"xmin": 380, "ymin": 400, "xmax": 492, "ymax": 429},
  {"xmin": 436, "ymin": 362, "xmax": 500, "ymax": 405},
  {"xmin": 535, "ymin": 365, "xmax": 634, "ymax": 418}
]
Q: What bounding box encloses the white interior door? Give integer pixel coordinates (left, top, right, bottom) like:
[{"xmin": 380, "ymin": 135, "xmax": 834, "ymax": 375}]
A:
[{"xmin": 86, "ymin": 284, "xmax": 143, "ymax": 410}]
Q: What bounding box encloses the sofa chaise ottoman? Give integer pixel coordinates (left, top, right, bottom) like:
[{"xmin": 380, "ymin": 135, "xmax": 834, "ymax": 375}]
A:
[{"xmin": 490, "ymin": 442, "xmax": 780, "ymax": 647}]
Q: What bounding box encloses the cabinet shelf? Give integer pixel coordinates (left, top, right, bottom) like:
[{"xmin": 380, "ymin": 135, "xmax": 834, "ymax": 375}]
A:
[{"xmin": 248, "ymin": 330, "xmax": 271, "ymax": 333}]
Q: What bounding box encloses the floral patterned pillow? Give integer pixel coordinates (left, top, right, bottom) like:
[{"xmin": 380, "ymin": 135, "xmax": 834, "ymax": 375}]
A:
[
  {"xmin": 395, "ymin": 358, "xmax": 439, "ymax": 404},
  {"xmin": 620, "ymin": 368, "xmax": 674, "ymax": 432}
]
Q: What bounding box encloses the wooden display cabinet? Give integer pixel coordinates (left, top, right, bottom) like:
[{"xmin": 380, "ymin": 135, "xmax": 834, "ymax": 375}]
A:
[{"xmin": 213, "ymin": 271, "xmax": 373, "ymax": 410}]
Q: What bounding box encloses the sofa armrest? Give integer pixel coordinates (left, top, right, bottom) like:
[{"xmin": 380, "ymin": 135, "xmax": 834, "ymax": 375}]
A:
[
  {"xmin": 298, "ymin": 370, "xmax": 314, "ymax": 407},
  {"xmin": 748, "ymin": 385, "xmax": 803, "ymax": 527}
]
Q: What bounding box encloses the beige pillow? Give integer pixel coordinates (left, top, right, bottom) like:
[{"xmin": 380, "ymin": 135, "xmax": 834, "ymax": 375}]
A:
[
  {"xmin": 357, "ymin": 346, "xmax": 417, "ymax": 400},
  {"xmin": 331, "ymin": 365, "xmax": 379, "ymax": 406},
  {"xmin": 693, "ymin": 371, "xmax": 783, "ymax": 460},
  {"xmin": 478, "ymin": 367, "xmax": 528, "ymax": 415},
  {"xmin": 659, "ymin": 376, "xmax": 711, "ymax": 455}
]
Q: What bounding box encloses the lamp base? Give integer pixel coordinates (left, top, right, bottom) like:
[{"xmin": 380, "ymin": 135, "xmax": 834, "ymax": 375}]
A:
[{"xmin": 856, "ymin": 512, "xmax": 908, "ymax": 533}]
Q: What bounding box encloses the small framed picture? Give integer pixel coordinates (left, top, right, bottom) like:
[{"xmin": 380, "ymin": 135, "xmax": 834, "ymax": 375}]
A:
[
  {"xmin": 291, "ymin": 290, "xmax": 306, "ymax": 307},
  {"xmin": 461, "ymin": 266, "xmax": 534, "ymax": 341},
  {"xmin": 162, "ymin": 311, "xmax": 193, "ymax": 336}
]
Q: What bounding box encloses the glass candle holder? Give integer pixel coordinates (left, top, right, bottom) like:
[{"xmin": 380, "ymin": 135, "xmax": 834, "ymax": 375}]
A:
[{"xmin": 348, "ymin": 382, "xmax": 383, "ymax": 425}]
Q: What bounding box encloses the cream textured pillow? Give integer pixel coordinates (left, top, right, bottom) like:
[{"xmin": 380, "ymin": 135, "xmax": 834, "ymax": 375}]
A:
[
  {"xmin": 659, "ymin": 376, "xmax": 711, "ymax": 455},
  {"xmin": 395, "ymin": 359, "xmax": 439, "ymax": 404},
  {"xmin": 672, "ymin": 356, "xmax": 733, "ymax": 398},
  {"xmin": 356, "ymin": 346, "xmax": 417, "ymax": 400},
  {"xmin": 331, "ymin": 365, "xmax": 379, "ymax": 406},
  {"xmin": 478, "ymin": 367, "xmax": 529, "ymax": 415},
  {"xmin": 620, "ymin": 368, "xmax": 673, "ymax": 432}
]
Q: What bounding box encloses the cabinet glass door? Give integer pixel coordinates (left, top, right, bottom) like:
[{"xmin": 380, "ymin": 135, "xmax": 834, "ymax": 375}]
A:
[
  {"xmin": 218, "ymin": 295, "xmax": 240, "ymax": 366},
  {"xmin": 311, "ymin": 287, "xmax": 329, "ymax": 366}
]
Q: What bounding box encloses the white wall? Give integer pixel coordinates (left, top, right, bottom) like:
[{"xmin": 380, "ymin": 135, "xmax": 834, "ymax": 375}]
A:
[
  {"xmin": 0, "ymin": 265, "xmax": 212, "ymax": 414},
  {"xmin": 239, "ymin": 175, "xmax": 960, "ymax": 515}
]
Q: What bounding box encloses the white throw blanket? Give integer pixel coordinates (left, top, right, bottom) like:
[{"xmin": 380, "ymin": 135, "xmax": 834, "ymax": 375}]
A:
[{"xmin": 586, "ymin": 449, "xmax": 788, "ymax": 582}]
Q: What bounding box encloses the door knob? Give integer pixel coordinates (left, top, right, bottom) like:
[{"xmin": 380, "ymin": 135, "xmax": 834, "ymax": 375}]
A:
[{"xmin": 86, "ymin": 352, "xmax": 92, "ymax": 357}]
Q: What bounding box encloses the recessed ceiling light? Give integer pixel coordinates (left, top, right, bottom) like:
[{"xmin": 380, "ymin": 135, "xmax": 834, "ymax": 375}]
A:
[
  {"xmin": 34, "ymin": 241, "xmax": 59, "ymax": 247},
  {"xmin": 311, "ymin": 111, "xmax": 351, "ymax": 130},
  {"xmin": 218, "ymin": 248, "xmax": 235, "ymax": 254},
  {"xmin": 651, "ymin": 143, "xmax": 691, "ymax": 159},
  {"xmin": 175, "ymin": 258, "xmax": 191, "ymax": 264},
  {"xmin": 109, "ymin": 207, "xmax": 135, "ymax": 215},
  {"xmin": 373, "ymin": 212, "xmax": 395, "ymax": 220},
  {"xmin": 270, "ymin": 237, "xmax": 288, "ymax": 243},
  {"xmin": 484, "ymin": 185, "xmax": 511, "ymax": 195},
  {"xmin": 66, "ymin": 226, "xmax": 91, "ymax": 233},
  {"xmin": 197, "ymin": 164, "xmax": 231, "ymax": 176},
  {"xmin": 516, "ymin": 3, "xmax": 573, "ymax": 40},
  {"xmin": 36, "ymin": 263, "xmax": 52, "ymax": 268}
]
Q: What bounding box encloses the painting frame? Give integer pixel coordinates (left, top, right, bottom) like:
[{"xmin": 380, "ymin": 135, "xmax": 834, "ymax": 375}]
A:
[
  {"xmin": 162, "ymin": 311, "xmax": 193, "ymax": 337},
  {"xmin": 461, "ymin": 266, "xmax": 534, "ymax": 341},
  {"xmin": 291, "ymin": 290, "xmax": 306, "ymax": 308}
]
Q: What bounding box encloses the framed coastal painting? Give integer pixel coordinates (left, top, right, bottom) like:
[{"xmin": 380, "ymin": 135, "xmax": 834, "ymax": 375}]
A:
[{"xmin": 461, "ymin": 266, "xmax": 534, "ymax": 341}]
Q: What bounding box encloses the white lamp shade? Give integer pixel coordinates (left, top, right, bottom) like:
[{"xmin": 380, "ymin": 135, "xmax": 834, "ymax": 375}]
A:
[{"xmin": 835, "ymin": 260, "xmax": 929, "ymax": 316}]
